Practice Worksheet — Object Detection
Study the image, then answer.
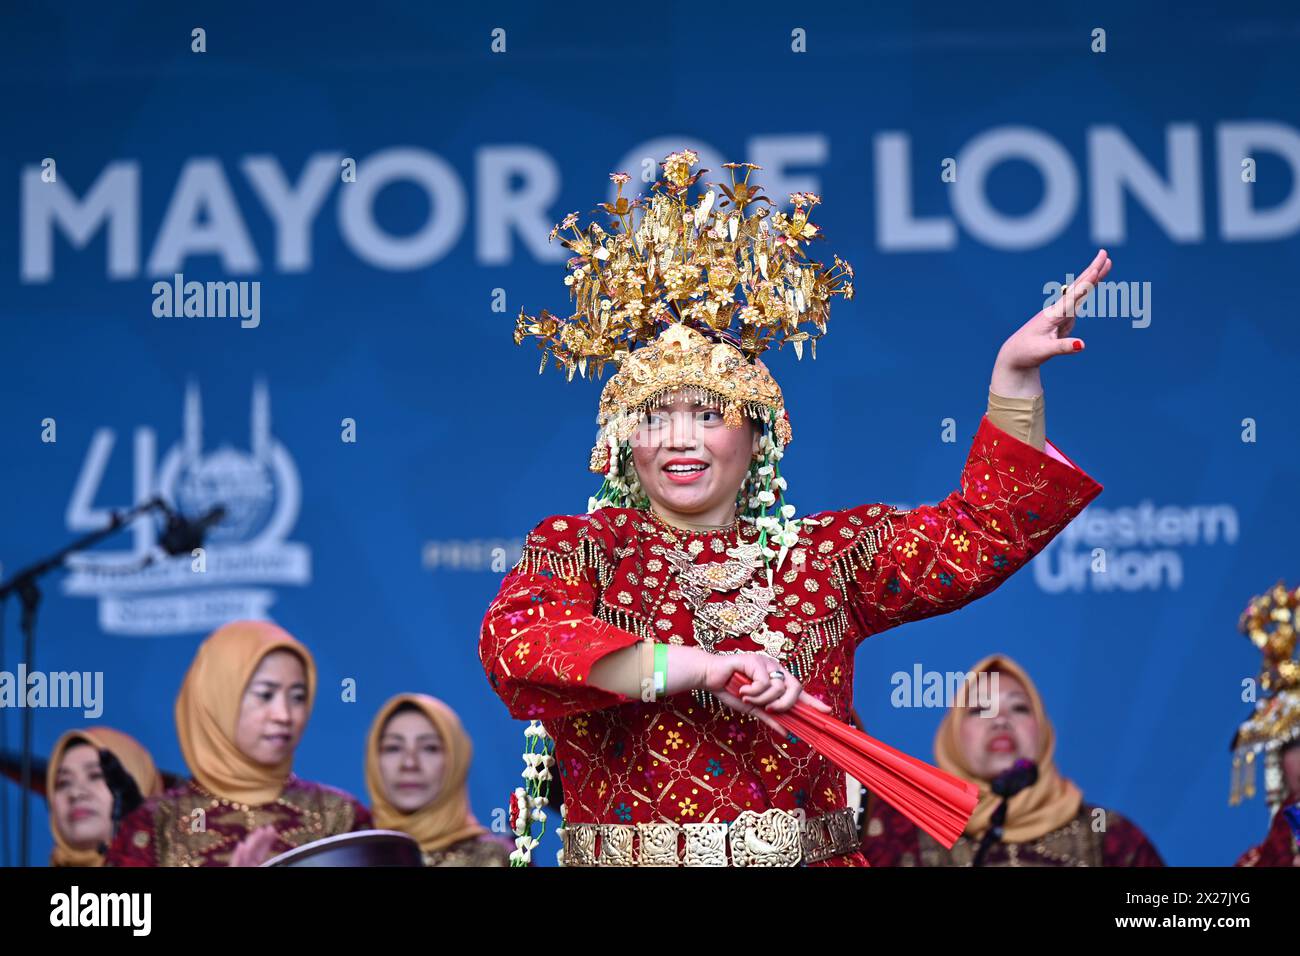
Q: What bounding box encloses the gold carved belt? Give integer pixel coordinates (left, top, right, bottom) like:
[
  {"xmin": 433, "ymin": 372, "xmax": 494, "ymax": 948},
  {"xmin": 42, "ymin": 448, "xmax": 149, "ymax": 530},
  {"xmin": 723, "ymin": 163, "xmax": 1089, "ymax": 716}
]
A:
[{"xmin": 561, "ymin": 807, "xmax": 857, "ymax": 867}]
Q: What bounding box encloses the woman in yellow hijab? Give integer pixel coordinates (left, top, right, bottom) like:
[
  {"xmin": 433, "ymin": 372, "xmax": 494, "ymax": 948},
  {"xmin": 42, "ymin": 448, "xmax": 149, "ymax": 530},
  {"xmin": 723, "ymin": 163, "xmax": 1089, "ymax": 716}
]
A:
[
  {"xmin": 861, "ymin": 654, "xmax": 1163, "ymax": 866},
  {"xmin": 47, "ymin": 727, "xmax": 163, "ymax": 866},
  {"xmin": 366, "ymin": 694, "xmax": 510, "ymax": 866},
  {"xmin": 104, "ymin": 619, "xmax": 371, "ymax": 866}
]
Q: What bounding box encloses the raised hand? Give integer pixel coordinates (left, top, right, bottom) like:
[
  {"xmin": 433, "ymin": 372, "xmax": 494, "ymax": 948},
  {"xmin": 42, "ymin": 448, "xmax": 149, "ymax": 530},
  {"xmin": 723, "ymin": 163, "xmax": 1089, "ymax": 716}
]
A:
[{"xmin": 991, "ymin": 248, "xmax": 1112, "ymax": 398}]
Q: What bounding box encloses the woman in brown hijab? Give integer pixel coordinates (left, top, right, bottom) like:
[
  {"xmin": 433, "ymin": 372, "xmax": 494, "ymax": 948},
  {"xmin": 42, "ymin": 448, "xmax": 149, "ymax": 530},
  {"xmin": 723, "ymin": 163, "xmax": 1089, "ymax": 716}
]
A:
[
  {"xmin": 862, "ymin": 654, "xmax": 1163, "ymax": 866},
  {"xmin": 366, "ymin": 693, "xmax": 511, "ymax": 866},
  {"xmin": 47, "ymin": 727, "xmax": 163, "ymax": 866},
  {"xmin": 105, "ymin": 620, "xmax": 371, "ymax": 866}
]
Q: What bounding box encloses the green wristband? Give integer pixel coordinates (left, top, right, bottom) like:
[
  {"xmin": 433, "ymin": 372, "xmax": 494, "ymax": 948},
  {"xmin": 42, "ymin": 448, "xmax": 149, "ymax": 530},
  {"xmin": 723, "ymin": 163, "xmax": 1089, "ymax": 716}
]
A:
[{"xmin": 653, "ymin": 643, "xmax": 668, "ymax": 697}]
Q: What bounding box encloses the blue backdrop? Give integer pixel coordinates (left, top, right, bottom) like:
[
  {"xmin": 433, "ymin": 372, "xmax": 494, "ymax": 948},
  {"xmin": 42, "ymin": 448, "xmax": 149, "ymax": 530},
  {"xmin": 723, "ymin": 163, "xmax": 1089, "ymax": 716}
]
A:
[{"xmin": 2, "ymin": 0, "xmax": 1298, "ymax": 866}]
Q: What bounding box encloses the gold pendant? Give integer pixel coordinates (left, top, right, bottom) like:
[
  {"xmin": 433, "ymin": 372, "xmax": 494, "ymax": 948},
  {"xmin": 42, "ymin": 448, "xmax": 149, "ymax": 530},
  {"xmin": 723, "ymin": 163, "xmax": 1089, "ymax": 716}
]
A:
[{"xmin": 666, "ymin": 541, "xmax": 791, "ymax": 661}]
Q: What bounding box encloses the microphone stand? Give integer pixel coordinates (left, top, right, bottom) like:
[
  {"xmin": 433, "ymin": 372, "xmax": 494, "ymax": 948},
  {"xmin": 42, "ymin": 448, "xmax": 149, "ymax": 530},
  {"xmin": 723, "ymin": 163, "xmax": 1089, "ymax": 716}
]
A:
[
  {"xmin": 971, "ymin": 798, "xmax": 1010, "ymax": 866},
  {"xmin": 0, "ymin": 496, "xmax": 170, "ymax": 867}
]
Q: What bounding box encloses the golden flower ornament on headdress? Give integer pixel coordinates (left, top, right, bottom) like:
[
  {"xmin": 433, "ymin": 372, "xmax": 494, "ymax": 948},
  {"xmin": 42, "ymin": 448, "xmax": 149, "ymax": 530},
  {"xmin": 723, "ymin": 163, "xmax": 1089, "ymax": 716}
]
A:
[{"xmin": 514, "ymin": 150, "xmax": 853, "ymax": 441}]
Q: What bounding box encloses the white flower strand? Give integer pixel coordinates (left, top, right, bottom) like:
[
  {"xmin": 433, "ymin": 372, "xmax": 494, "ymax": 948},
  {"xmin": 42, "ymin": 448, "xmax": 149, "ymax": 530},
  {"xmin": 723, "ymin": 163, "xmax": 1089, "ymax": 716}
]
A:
[{"xmin": 511, "ymin": 720, "xmax": 556, "ymax": 866}]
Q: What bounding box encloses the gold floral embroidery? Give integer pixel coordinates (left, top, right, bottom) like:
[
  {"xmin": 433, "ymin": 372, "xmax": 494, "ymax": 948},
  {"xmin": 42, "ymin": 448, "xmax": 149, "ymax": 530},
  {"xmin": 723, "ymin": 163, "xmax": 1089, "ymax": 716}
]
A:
[
  {"xmin": 552, "ymin": 519, "xmax": 570, "ymax": 531},
  {"xmin": 665, "ymin": 730, "xmax": 684, "ymax": 750},
  {"xmin": 618, "ymin": 591, "xmax": 633, "ymax": 605}
]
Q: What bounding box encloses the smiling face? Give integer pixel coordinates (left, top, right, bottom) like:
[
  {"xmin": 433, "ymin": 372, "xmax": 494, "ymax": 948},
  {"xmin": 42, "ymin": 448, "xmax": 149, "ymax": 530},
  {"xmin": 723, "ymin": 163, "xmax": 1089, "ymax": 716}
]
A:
[
  {"xmin": 378, "ymin": 707, "xmax": 447, "ymax": 813},
  {"xmin": 957, "ymin": 673, "xmax": 1042, "ymax": 780},
  {"xmin": 233, "ymin": 650, "xmax": 309, "ymax": 766},
  {"xmin": 52, "ymin": 742, "xmax": 114, "ymax": 851},
  {"xmin": 630, "ymin": 394, "xmax": 761, "ymax": 527}
]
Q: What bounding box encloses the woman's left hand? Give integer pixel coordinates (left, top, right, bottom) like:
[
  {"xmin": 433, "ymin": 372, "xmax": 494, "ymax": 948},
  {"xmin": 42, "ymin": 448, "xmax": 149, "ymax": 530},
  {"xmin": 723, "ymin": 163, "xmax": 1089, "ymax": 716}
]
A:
[{"xmin": 991, "ymin": 248, "xmax": 1112, "ymax": 397}]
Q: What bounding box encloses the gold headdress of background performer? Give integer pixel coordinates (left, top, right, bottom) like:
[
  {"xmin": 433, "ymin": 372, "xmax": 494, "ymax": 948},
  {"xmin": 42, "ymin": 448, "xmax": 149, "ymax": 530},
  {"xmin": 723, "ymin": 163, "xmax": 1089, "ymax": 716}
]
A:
[
  {"xmin": 1229, "ymin": 580, "xmax": 1300, "ymax": 815},
  {"xmin": 514, "ymin": 148, "xmax": 854, "ymax": 543}
]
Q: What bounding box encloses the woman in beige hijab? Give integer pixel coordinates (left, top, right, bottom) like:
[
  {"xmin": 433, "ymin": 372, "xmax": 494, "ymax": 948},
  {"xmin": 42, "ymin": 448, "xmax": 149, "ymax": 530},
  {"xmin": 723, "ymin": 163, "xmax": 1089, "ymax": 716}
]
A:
[
  {"xmin": 366, "ymin": 694, "xmax": 510, "ymax": 866},
  {"xmin": 862, "ymin": 654, "xmax": 1163, "ymax": 866},
  {"xmin": 47, "ymin": 727, "xmax": 163, "ymax": 866},
  {"xmin": 105, "ymin": 619, "xmax": 371, "ymax": 866}
]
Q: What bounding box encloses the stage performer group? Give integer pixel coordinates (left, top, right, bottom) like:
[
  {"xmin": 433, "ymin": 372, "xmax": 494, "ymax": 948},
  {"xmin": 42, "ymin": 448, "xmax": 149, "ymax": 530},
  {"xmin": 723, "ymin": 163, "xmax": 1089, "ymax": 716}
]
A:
[{"xmin": 22, "ymin": 151, "xmax": 1298, "ymax": 869}]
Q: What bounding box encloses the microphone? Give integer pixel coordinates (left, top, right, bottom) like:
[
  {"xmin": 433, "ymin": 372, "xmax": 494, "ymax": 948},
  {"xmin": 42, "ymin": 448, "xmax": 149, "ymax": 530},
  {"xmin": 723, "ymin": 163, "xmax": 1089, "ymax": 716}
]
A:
[
  {"xmin": 972, "ymin": 759, "xmax": 1038, "ymax": 866},
  {"xmin": 158, "ymin": 505, "xmax": 227, "ymax": 556},
  {"xmin": 992, "ymin": 758, "xmax": 1038, "ymax": 797}
]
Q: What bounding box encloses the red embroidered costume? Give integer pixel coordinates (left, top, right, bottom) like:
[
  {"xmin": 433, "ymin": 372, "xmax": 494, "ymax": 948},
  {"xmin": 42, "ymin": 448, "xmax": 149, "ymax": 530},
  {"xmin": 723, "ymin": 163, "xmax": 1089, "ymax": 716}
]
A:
[
  {"xmin": 1235, "ymin": 799, "xmax": 1300, "ymax": 867},
  {"xmin": 481, "ymin": 417, "xmax": 1102, "ymax": 865},
  {"xmin": 106, "ymin": 776, "xmax": 371, "ymax": 867},
  {"xmin": 487, "ymin": 149, "xmax": 1103, "ymax": 865}
]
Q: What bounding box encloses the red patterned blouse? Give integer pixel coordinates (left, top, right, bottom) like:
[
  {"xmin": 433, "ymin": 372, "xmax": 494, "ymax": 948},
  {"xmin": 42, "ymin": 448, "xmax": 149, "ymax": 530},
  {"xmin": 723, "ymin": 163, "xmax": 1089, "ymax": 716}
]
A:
[
  {"xmin": 1235, "ymin": 799, "xmax": 1300, "ymax": 867},
  {"xmin": 479, "ymin": 415, "xmax": 1102, "ymax": 865}
]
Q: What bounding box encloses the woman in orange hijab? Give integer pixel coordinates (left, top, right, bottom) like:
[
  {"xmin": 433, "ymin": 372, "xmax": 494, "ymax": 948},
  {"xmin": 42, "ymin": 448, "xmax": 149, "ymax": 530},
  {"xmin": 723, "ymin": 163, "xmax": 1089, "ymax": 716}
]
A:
[
  {"xmin": 365, "ymin": 693, "xmax": 511, "ymax": 866},
  {"xmin": 862, "ymin": 654, "xmax": 1163, "ymax": 866},
  {"xmin": 105, "ymin": 620, "xmax": 371, "ymax": 866},
  {"xmin": 47, "ymin": 727, "xmax": 163, "ymax": 866}
]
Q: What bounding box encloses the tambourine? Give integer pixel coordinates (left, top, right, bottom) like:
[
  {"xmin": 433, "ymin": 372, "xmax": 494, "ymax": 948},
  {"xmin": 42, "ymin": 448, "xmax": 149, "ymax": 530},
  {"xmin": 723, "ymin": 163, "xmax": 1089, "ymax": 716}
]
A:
[{"xmin": 262, "ymin": 829, "xmax": 424, "ymax": 867}]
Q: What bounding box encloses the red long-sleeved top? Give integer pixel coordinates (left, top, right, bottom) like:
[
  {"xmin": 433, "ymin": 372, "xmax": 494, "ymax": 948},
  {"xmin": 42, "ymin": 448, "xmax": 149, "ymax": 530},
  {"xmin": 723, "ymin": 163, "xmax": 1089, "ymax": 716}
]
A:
[{"xmin": 479, "ymin": 415, "xmax": 1102, "ymax": 865}]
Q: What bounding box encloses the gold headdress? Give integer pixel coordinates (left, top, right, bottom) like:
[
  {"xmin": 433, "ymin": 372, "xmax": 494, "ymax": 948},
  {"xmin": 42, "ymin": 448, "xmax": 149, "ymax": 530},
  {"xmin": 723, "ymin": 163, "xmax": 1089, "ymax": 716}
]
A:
[
  {"xmin": 513, "ymin": 149, "xmax": 854, "ymax": 488},
  {"xmin": 1229, "ymin": 580, "xmax": 1300, "ymax": 815}
]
